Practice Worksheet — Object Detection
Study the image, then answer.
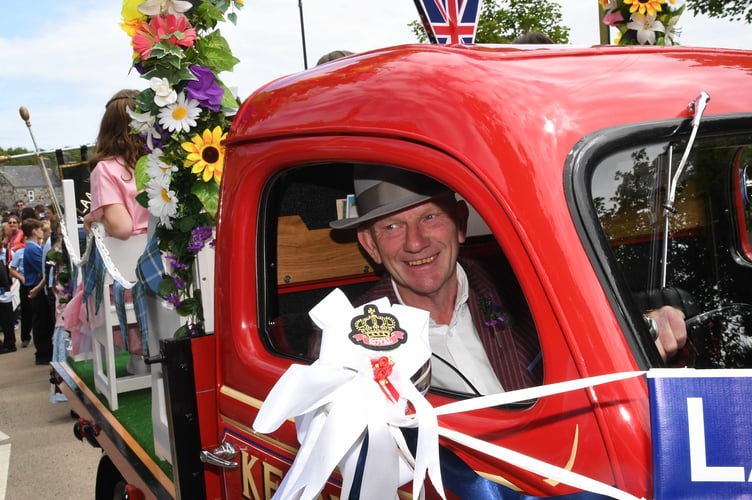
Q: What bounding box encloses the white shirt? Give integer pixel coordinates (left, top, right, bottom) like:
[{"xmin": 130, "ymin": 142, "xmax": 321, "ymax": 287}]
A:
[{"xmin": 392, "ymin": 263, "xmax": 504, "ymax": 395}]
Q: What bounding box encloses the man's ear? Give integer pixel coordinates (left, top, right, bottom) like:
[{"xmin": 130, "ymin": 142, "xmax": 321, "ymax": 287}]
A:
[
  {"xmin": 455, "ymin": 199, "xmax": 469, "ymax": 244},
  {"xmin": 357, "ymin": 227, "xmax": 383, "ymax": 264}
]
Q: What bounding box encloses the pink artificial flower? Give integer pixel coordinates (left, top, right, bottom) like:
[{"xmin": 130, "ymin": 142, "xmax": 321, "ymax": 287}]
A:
[
  {"xmin": 603, "ymin": 10, "xmax": 625, "ymax": 27},
  {"xmin": 132, "ymin": 14, "xmax": 197, "ymax": 61}
]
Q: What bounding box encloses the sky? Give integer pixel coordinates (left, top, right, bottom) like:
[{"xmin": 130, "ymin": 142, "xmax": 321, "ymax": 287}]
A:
[{"xmin": 1, "ymin": 1, "xmax": 751, "ymax": 153}]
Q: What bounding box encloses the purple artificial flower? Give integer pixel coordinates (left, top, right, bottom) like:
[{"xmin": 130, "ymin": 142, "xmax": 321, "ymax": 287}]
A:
[
  {"xmin": 187, "ymin": 225, "xmax": 214, "ymax": 254},
  {"xmin": 174, "ymin": 276, "xmax": 185, "ymax": 290},
  {"xmin": 134, "ymin": 61, "xmax": 148, "ymax": 75},
  {"xmin": 480, "ymin": 296, "xmax": 507, "ymax": 328},
  {"xmin": 185, "ymin": 65, "xmax": 224, "ymax": 112},
  {"xmin": 167, "ymin": 294, "xmax": 181, "ymax": 307},
  {"xmin": 165, "ymin": 254, "xmax": 188, "ymax": 270}
]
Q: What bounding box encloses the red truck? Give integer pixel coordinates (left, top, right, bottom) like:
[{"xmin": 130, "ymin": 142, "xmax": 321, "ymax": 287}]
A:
[{"xmin": 54, "ymin": 43, "xmax": 752, "ymax": 499}]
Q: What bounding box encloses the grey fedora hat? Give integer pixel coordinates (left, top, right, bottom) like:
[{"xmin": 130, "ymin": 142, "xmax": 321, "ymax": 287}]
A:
[{"xmin": 330, "ymin": 165, "xmax": 450, "ymax": 229}]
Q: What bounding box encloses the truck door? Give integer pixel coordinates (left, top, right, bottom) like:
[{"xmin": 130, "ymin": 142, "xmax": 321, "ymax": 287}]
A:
[{"xmin": 212, "ymin": 137, "xmax": 648, "ymax": 498}]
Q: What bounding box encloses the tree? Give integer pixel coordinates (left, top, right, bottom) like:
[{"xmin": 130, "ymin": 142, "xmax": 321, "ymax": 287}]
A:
[
  {"xmin": 685, "ymin": 0, "xmax": 752, "ymax": 24},
  {"xmin": 410, "ymin": 0, "xmax": 570, "ymax": 44}
]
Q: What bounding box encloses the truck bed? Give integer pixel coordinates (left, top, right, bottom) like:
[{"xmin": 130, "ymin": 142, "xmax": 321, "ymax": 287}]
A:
[{"xmin": 52, "ymin": 359, "xmax": 175, "ymax": 499}]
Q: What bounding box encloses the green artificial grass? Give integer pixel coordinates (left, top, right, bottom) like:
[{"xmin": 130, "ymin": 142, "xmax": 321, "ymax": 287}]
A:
[{"xmin": 69, "ymin": 352, "xmax": 173, "ymax": 479}]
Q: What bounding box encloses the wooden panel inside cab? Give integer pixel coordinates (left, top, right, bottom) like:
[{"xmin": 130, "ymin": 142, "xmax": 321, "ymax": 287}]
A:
[{"xmin": 277, "ymin": 215, "xmax": 374, "ymax": 285}]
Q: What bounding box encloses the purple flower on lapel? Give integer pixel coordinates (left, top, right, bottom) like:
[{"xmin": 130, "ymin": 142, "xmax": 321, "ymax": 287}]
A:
[{"xmin": 480, "ymin": 296, "xmax": 507, "ymax": 328}]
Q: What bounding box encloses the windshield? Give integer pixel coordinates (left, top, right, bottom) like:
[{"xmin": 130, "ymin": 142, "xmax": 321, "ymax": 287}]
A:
[{"xmin": 589, "ymin": 128, "xmax": 752, "ymax": 368}]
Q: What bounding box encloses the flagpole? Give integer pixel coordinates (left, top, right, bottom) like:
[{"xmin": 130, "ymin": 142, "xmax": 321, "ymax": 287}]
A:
[
  {"xmin": 298, "ymin": 0, "xmax": 309, "ymax": 69},
  {"xmin": 412, "ymin": 0, "xmax": 438, "ymax": 44}
]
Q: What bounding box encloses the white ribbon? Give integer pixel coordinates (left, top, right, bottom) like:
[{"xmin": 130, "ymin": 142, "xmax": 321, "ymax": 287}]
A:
[
  {"xmin": 252, "ymin": 289, "xmax": 646, "ymax": 500},
  {"xmin": 90, "ymin": 222, "xmax": 136, "ymax": 289}
]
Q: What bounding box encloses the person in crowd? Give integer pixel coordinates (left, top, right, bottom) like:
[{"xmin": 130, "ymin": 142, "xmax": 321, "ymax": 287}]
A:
[
  {"xmin": 5, "ymin": 214, "xmax": 24, "ymax": 267},
  {"xmin": 330, "ymin": 166, "xmax": 688, "ymax": 394},
  {"xmin": 20, "ymin": 206, "xmax": 37, "ymax": 222},
  {"xmin": 48, "ymin": 215, "xmax": 70, "ymax": 402},
  {"xmin": 23, "ymin": 218, "xmax": 54, "ymax": 364},
  {"xmin": 316, "ymin": 49, "xmax": 354, "ymax": 66},
  {"xmin": 9, "ymin": 219, "xmax": 31, "ymax": 348},
  {"xmin": 12, "ymin": 200, "xmax": 25, "ymax": 218},
  {"xmin": 35, "ymin": 204, "xmax": 48, "ymax": 220},
  {"xmin": 512, "ymin": 32, "xmax": 554, "ymax": 44},
  {"xmin": 81, "ymin": 88, "xmax": 150, "ymax": 374},
  {"xmin": 0, "ymin": 249, "xmax": 17, "ymax": 354}
]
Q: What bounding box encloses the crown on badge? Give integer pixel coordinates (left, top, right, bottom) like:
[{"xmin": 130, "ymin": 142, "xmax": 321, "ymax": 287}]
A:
[{"xmin": 353, "ymin": 305, "xmax": 397, "ymax": 338}]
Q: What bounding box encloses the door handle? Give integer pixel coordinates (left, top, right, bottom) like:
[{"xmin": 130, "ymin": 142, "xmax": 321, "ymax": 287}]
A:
[{"xmin": 200, "ymin": 442, "xmax": 238, "ymax": 469}]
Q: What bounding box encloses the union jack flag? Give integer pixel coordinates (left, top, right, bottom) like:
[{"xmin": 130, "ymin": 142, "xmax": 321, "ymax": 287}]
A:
[{"xmin": 413, "ymin": 0, "xmax": 481, "ymax": 45}]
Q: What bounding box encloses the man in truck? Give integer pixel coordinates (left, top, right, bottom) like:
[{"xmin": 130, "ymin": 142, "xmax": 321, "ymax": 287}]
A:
[{"xmin": 331, "ymin": 165, "xmax": 688, "ymax": 394}]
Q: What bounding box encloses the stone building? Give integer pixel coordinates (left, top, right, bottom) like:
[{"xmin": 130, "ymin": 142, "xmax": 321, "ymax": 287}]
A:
[{"xmin": 0, "ymin": 158, "xmax": 64, "ymax": 216}]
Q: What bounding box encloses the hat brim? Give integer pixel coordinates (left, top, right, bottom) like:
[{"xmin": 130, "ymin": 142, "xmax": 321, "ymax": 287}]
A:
[{"xmin": 330, "ymin": 191, "xmax": 447, "ymax": 230}]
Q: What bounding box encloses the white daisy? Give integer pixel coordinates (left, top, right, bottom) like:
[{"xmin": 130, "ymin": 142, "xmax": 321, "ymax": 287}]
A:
[
  {"xmin": 146, "ymin": 177, "xmax": 178, "ymax": 229},
  {"xmin": 158, "ymin": 92, "xmax": 201, "ymax": 133},
  {"xmin": 145, "ymin": 148, "xmax": 178, "ymax": 182},
  {"xmin": 150, "ymin": 77, "xmax": 178, "ymax": 107}
]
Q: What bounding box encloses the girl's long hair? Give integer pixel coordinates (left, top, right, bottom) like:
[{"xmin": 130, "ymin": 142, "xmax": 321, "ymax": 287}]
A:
[{"xmin": 88, "ymin": 89, "xmax": 145, "ymax": 173}]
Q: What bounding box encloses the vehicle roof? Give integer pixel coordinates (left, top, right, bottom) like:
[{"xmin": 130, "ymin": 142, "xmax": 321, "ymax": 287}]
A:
[{"xmin": 229, "ymin": 44, "xmax": 752, "ymax": 175}]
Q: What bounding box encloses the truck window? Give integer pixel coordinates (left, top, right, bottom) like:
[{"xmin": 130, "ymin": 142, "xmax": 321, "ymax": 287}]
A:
[
  {"xmin": 588, "ymin": 130, "xmax": 752, "ymax": 368},
  {"xmin": 261, "ymin": 164, "xmax": 543, "ymax": 397}
]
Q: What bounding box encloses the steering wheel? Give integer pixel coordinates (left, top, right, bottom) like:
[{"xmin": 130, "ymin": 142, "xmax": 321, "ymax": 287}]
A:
[{"xmin": 685, "ymin": 303, "xmax": 752, "ymax": 368}]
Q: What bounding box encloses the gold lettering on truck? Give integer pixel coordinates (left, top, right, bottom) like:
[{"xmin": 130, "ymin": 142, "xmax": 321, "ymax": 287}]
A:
[
  {"xmin": 241, "ymin": 451, "xmax": 260, "ymax": 500},
  {"xmin": 240, "ymin": 449, "xmax": 341, "ymax": 500},
  {"xmin": 262, "ymin": 461, "xmax": 284, "ymax": 498}
]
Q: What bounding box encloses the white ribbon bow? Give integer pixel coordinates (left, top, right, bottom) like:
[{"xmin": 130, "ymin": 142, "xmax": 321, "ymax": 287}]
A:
[{"xmin": 254, "ymin": 289, "xmax": 442, "ymax": 500}]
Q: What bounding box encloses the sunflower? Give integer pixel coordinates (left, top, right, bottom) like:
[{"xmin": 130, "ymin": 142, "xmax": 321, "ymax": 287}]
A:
[
  {"xmin": 181, "ymin": 126, "xmax": 227, "ymax": 184},
  {"xmin": 624, "ymin": 0, "xmax": 664, "ymax": 17}
]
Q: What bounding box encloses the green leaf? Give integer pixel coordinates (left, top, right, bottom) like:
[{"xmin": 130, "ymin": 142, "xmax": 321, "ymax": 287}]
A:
[
  {"xmin": 158, "ymin": 277, "xmax": 178, "ymax": 297},
  {"xmin": 219, "ymin": 84, "xmax": 239, "ymax": 111},
  {"xmin": 135, "ymin": 154, "xmax": 150, "ymax": 191},
  {"xmin": 135, "ymin": 89, "xmax": 159, "ymax": 113},
  {"xmin": 194, "ymin": 31, "xmax": 240, "ymax": 73},
  {"xmin": 175, "ymin": 324, "xmax": 190, "ymax": 338},
  {"xmin": 135, "ymin": 190, "xmax": 150, "ymax": 210},
  {"xmin": 177, "ymin": 297, "xmax": 199, "ymax": 316},
  {"xmin": 142, "ymin": 65, "xmax": 195, "ymax": 86},
  {"xmin": 191, "ymin": 180, "xmax": 220, "ymax": 217}
]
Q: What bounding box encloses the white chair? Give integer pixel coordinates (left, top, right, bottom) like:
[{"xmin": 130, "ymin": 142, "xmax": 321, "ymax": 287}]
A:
[{"xmin": 90, "ymin": 233, "xmax": 151, "ymax": 411}]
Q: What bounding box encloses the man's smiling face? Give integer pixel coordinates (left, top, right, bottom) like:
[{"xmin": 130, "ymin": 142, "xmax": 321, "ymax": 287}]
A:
[{"xmin": 357, "ymin": 194, "xmax": 467, "ymax": 304}]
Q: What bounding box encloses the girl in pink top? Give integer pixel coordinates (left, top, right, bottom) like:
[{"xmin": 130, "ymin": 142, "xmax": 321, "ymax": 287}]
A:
[{"xmin": 84, "ymin": 89, "xmax": 149, "ymax": 238}]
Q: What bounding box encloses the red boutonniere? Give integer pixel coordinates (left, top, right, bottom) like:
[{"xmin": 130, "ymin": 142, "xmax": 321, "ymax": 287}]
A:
[{"xmin": 371, "ymin": 356, "xmax": 400, "ymax": 403}]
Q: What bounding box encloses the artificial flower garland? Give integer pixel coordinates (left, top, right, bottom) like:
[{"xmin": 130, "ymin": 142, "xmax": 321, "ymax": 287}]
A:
[
  {"xmin": 602, "ymin": 0, "xmax": 685, "ymax": 45},
  {"xmin": 120, "ymin": 0, "xmax": 243, "ymax": 336}
]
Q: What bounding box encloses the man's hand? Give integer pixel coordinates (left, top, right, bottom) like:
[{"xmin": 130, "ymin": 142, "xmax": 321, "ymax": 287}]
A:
[{"xmin": 647, "ymin": 306, "xmax": 687, "ymax": 361}]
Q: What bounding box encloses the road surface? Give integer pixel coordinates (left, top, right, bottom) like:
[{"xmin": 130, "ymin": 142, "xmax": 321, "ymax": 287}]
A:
[{"xmin": 0, "ymin": 339, "xmax": 100, "ymax": 499}]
